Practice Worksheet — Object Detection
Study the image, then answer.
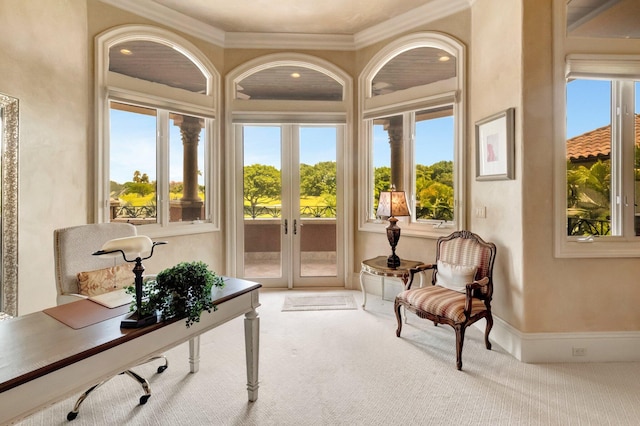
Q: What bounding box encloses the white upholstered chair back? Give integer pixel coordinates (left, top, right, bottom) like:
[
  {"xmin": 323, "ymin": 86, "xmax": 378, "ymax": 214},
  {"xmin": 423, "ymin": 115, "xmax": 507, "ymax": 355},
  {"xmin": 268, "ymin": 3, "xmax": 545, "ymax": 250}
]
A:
[{"xmin": 53, "ymin": 223, "xmax": 137, "ymax": 305}]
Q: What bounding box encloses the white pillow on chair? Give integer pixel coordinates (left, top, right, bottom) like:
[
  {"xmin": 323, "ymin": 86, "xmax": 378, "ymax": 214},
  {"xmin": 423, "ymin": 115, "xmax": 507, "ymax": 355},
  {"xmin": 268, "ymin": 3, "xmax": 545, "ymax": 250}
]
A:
[{"xmin": 436, "ymin": 260, "xmax": 477, "ymax": 293}]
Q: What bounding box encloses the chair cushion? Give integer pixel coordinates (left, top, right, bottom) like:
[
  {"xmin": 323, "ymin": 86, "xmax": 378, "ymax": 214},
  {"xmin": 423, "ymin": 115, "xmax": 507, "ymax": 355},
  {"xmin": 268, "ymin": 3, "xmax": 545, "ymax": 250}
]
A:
[
  {"xmin": 397, "ymin": 285, "xmax": 487, "ymax": 323},
  {"xmin": 77, "ymin": 264, "xmax": 135, "ymax": 296},
  {"xmin": 436, "ymin": 260, "xmax": 476, "ymax": 293}
]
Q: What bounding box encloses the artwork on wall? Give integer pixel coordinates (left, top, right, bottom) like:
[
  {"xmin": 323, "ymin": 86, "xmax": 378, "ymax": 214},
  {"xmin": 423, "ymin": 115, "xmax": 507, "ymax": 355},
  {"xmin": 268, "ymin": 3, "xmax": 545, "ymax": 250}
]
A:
[{"xmin": 475, "ymin": 108, "xmax": 515, "ymax": 181}]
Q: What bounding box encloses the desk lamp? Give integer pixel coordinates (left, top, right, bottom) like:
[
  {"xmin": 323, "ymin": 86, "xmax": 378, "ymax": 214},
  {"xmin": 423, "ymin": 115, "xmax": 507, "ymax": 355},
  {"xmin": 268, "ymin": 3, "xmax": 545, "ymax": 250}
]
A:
[
  {"xmin": 376, "ymin": 186, "xmax": 410, "ymax": 268},
  {"xmin": 93, "ymin": 235, "xmax": 167, "ymax": 328}
]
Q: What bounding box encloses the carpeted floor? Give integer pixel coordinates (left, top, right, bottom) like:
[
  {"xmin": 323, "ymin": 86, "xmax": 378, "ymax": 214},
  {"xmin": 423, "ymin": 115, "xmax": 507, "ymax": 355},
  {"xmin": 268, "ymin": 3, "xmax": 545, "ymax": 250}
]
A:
[{"xmin": 15, "ymin": 289, "xmax": 640, "ymax": 425}]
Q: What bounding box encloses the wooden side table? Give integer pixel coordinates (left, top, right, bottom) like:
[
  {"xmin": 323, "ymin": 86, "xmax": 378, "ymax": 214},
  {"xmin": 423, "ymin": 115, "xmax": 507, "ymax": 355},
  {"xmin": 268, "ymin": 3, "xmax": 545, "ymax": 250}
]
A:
[{"xmin": 359, "ymin": 256, "xmax": 424, "ymax": 309}]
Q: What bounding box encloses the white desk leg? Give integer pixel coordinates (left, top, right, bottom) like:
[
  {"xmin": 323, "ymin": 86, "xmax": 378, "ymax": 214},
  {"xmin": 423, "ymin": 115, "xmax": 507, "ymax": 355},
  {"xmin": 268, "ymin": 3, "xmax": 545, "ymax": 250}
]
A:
[
  {"xmin": 360, "ymin": 270, "xmax": 367, "ymax": 309},
  {"xmin": 244, "ymin": 309, "xmax": 260, "ymax": 402},
  {"xmin": 189, "ymin": 336, "xmax": 201, "ymax": 373}
]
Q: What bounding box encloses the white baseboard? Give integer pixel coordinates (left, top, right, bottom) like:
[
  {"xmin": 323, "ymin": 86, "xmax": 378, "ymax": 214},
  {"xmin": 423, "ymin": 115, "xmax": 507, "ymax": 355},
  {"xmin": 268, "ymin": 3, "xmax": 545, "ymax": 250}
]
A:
[
  {"xmin": 352, "ymin": 272, "xmax": 640, "ymax": 363},
  {"xmin": 487, "ymin": 316, "xmax": 640, "ymax": 363}
]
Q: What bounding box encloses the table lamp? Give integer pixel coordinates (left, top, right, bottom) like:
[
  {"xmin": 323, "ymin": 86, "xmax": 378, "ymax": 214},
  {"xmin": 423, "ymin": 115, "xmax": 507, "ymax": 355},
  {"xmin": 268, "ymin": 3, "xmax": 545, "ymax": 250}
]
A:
[
  {"xmin": 376, "ymin": 186, "xmax": 410, "ymax": 268},
  {"xmin": 93, "ymin": 235, "xmax": 167, "ymax": 328}
]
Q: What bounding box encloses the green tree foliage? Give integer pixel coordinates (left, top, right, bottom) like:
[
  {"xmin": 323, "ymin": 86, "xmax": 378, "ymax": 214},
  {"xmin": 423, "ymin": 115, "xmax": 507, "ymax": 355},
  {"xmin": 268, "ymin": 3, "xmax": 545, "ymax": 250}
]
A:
[
  {"xmin": 300, "ymin": 161, "xmax": 336, "ymax": 197},
  {"xmin": 124, "ymin": 181, "xmax": 155, "ymax": 197},
  {"xmin": 374, "ymin": 166, "xmax": 391, "ymax": 202},
  {"xmin": 244, "ymin": 164, "xmax": 281, "ymax": 208},
  {"xmin": 567, "ymin": 159, "xmax": 611, "ymax": 220}
]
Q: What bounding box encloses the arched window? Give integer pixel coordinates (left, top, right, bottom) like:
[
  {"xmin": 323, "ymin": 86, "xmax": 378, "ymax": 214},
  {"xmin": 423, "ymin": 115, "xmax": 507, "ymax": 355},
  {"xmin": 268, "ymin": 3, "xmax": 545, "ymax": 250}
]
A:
[
  {"xmin": 96, "ymin": 25, "xmax": 220, "ymax": 234},
  {"xmin": 359, "ymin": 32, "xmax": 466, "ymax": 236}
]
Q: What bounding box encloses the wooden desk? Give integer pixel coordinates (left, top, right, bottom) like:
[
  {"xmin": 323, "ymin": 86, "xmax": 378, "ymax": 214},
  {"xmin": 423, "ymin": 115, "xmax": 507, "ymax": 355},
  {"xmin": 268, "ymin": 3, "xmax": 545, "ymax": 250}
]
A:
[
  {"xmin": 360, "ymin": 256, "xmax": 424, "ymax": 308},
  {"xmin": 0, "ymin": 277, "xmax": 261, "ymax": 425}
]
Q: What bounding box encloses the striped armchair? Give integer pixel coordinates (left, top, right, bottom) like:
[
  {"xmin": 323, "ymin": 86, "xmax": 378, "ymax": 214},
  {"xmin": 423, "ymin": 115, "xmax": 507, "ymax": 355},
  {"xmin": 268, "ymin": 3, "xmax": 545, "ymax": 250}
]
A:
[{"xmin": 394, "ymin": 230, "xmax": 497, "ymax": 370}]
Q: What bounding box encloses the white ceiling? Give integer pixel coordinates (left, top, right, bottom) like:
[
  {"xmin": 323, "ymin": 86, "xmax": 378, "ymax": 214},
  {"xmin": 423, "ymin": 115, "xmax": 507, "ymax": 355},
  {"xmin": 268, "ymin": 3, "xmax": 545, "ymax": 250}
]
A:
[
  {"xmin": 152, "ymin": 0, "xmax": 438, "ymax": 35},
  {"xmin": 101, "ymin": 0, "xmax": 640, "ymax": 50}
]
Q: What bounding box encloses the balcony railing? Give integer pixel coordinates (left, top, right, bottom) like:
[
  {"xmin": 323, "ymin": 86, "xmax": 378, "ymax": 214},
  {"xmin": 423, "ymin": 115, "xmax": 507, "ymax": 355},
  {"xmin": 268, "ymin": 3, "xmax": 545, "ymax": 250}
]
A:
[
  {"xmin": 567, "ymin": 217, "xmax": 611, "ymax": 236},
  {"xmin": 244, "ymin": 205, "xmax": 336, "ymax": 219}
]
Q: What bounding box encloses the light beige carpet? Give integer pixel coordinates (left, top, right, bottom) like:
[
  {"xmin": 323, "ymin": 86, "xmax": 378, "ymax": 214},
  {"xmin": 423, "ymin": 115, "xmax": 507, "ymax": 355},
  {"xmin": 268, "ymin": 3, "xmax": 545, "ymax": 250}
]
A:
[
  {"xmin": 282, "ymin": 294, "xmax": 357, "ymax": 311},
  {"xmin": 15, "ymin": 289, "xmax": 640, "ymax": 425}
]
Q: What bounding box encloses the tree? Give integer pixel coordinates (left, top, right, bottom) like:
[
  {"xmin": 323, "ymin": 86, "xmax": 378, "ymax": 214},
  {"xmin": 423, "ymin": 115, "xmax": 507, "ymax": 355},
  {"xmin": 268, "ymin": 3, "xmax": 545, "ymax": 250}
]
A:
[
  {"xmin": 300, "ymin": 161, "xmax": 336, "ymax": 197},
  {"xmin": 374, "ymin": 166, "xmax": 391, "ymax": 207},
  {"xmin": 243, "ymin": 164, "xmax": 281, "ymax": 209}
]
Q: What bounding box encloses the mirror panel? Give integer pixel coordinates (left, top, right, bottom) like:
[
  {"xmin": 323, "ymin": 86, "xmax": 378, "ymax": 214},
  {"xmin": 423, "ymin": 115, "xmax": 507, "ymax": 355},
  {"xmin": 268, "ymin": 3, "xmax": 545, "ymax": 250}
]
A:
[{"xmin": 0, "ymin": 92, "xmax": 18, "ymax": 317}]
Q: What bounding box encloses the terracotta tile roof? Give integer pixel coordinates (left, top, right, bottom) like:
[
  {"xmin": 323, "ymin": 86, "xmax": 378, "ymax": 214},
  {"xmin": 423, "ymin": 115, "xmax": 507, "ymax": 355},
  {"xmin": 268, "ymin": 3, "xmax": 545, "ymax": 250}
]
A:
[{"xmin": 567, "ymin": 114, "xmax": 640, "ymax": 162}]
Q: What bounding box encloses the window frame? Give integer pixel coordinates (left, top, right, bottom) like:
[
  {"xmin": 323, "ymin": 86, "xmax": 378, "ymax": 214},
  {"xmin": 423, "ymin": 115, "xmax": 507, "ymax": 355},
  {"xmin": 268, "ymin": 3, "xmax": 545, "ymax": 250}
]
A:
[
  {"xmin": 358, "ymin": 32, "xmax": 466, "ymax": 238},
  {"xmin": 96, "ymin": 25, "xmax": 221, "ymax": 237},
  {"xmin": 555, "ymin": 55, "xmax": 640, "ymax": 257}
]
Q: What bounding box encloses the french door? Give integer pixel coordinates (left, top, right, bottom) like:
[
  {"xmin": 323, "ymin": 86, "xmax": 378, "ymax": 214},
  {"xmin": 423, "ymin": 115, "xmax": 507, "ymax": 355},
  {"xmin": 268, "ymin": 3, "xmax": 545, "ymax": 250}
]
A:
[{"xmin": 236, "ymin": 123, "xmax": 344, "ymax": 288}]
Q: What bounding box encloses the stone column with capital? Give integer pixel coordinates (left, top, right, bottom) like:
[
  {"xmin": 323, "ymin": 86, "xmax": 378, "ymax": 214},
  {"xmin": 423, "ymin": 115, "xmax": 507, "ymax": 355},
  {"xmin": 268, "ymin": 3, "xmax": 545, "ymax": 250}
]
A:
[
  {"xmin": 385, "ymin": 116, "xmax": 404, "ymax": 191},
  {"xmin": 170, "ymin": 115, "xmax": 204, "ymax": 222}
]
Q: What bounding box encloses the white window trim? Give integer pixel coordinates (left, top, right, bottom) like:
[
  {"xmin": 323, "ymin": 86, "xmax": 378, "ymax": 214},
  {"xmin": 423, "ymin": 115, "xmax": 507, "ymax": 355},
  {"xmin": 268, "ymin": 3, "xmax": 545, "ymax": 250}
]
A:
[
  {"xmin": 95, "ymin": 25, "xmax": 221, "ymax": 237},
  {"xmin": 358, "ymin": 32, "xmax": 466, "ymax": 238}
]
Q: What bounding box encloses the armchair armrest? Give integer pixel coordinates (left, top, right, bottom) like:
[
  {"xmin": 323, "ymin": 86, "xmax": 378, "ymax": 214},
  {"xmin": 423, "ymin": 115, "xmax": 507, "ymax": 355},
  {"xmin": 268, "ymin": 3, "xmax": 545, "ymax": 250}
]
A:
[
  {"xmin": 463, "ymin": 277, "xmax": 490, "ymax": 314},
  {"xmin": 407, "ymin": 263, "xmax": 435, "ymax": 290}
]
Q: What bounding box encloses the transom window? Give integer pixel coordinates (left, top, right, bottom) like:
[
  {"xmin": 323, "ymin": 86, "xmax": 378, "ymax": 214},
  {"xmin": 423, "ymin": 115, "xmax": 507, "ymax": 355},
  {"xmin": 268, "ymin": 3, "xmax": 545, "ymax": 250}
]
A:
[{"xmin": 96, "ymin": 26, "xmax": 220, "ymax": 235}]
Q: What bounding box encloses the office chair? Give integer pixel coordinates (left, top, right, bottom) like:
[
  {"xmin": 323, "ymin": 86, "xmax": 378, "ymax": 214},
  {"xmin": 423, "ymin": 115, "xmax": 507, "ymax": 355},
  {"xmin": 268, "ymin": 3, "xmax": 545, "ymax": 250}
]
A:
[{"xmin": 54, "ymin": 223, "xmax": 168, "ymax": 420}]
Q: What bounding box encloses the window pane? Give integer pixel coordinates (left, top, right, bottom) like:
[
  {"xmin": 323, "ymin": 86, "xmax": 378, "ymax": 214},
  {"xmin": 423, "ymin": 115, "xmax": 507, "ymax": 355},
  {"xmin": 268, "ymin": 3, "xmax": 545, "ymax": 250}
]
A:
[
  {"xmin": 372, "ymin": 116, "xmax": 397, "ymax": 217},
  {"xmin": 236, "ymin": 66, "xmax": 343, "ymax": 101},
  {"xmin": 109, "ymin": 40, "xmax": 206, "ymax": 93},
  {"xmin": 566, "ymin": 79, "xmax": 612, "ymax": 236},
  {"xmin": 109, "ymin": 101, "xmax": 158, "ymax": 224},
  {"xmin": 169, "ymin": 113, "xmax": 205, "ymax": 223},
  {"xmin": 414, "ymin": 107, "xmax": 454, "ymax": 222},
  {"xmin": 372, "ymin": 47, "xmax": 456, "ymax": 97}
]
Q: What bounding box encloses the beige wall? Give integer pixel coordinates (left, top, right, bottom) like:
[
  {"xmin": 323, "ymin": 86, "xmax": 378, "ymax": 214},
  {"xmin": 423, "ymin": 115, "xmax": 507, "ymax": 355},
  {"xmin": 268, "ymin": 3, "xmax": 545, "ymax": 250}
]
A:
[
  {"xmin": 3, "ymin": 0, "xmax": 640, "ymax": 344},
  {"xmin": 0, "ymin": 0, "xmax": 90, "ymax": 313}
]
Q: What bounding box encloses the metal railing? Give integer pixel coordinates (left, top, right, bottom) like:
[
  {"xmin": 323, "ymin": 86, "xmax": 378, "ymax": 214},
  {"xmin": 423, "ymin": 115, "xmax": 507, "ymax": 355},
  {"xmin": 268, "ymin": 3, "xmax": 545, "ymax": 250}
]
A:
[
  {"xmin": 567, "ymin": 217, "xmax": 611, "ymax": 236},
  {"xmin": 113, "ymin": 205, "xmax": 157, "ymax": 219},
  {"xmin": 244, "ymin": 205, "xmax": 336, "ymax": 219}
]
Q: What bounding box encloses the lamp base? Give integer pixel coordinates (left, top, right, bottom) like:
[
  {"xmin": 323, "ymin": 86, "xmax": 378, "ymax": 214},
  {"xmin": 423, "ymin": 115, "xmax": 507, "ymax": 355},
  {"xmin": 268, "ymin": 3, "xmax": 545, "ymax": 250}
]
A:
[
  {"xmin": 387, "ymin": 253, "xmax": 400, "ymax": 268},
  {"xmin": 120, "ymin": 311, "xmax": 157, "ymax": 329}
]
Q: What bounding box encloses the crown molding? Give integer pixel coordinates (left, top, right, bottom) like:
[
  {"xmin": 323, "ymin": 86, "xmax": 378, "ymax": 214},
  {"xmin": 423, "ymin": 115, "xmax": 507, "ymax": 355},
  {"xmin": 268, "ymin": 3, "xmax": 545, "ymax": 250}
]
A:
[
  {"xmin": 99, "ymin": 0, "xmax": 226, "ymax": 46},
  {"xmin": 224, "ymin": 32, "xmax": 356, "ymax": 51},
  {"xmin": 99, "ymin": 0, "xmax": 471, "ymax": 51},
  {"xmin": 354, "ymin": 0, "xmax": 469, "ymax": 49}
]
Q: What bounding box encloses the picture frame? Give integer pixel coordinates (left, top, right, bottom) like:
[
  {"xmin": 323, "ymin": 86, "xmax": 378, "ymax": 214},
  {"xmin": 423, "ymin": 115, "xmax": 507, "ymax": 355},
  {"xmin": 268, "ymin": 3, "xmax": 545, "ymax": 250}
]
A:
[{"xmin": 475, "ymin": 108, "xmax": 515, "ymax": 180}]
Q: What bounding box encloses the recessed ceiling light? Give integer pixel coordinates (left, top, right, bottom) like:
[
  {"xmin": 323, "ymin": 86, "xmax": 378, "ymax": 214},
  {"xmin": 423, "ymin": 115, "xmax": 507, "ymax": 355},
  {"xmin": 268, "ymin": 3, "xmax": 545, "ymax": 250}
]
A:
[
  {"xmin": 120, "ymin": 48, "xmax": 133, "ymax": 56},
  {"xmin": 438, "ymin": 55, "xmax": 450, "ymax": 62},
  {"xmin": 291, "ymin": 72, "xmax": 301, "ymax": 78}
]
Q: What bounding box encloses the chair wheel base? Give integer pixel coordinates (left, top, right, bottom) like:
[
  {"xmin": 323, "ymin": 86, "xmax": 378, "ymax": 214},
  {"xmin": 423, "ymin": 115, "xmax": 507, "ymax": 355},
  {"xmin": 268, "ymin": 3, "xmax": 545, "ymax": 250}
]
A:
[
  {"xmin": 67, "ymin": 411, "xmax": 78, "ymax": 421},
  {"xmin": 140, "ymin": 395, "xmax": 150, "ymax": 405}
]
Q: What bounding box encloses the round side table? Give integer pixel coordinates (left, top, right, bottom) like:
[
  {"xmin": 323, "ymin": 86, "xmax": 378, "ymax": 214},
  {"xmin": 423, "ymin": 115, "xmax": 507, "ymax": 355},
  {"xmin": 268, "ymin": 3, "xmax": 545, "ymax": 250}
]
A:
[{"xmin": 359, "ymin": 256, "xmax": 424, "ymax": 309}]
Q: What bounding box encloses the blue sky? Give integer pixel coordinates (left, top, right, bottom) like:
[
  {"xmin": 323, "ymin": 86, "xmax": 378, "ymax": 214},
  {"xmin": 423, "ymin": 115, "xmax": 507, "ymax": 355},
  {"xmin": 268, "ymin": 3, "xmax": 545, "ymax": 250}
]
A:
[{"xmin": 110, "ymin": 81, "xmax": 638, "ymax": 183}]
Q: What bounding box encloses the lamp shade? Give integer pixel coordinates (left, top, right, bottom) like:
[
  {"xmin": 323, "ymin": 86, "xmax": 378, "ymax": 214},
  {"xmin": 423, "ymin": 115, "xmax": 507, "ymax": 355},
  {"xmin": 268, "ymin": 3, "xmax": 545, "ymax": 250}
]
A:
[
  {"xmin": 100, "ymin": 235, "xmax": 154, "ymax": 258},
  {"xmin": 376, "ymin": 190, "xmax": 410, "ymax": 218}
]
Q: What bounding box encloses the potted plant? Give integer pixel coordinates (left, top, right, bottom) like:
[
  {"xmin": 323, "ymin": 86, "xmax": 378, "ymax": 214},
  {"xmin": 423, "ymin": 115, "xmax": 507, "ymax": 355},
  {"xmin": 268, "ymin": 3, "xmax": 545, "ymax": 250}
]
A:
[{"xmin": 128, "ymin": 261, "xmax": 225, "ymax": 327}]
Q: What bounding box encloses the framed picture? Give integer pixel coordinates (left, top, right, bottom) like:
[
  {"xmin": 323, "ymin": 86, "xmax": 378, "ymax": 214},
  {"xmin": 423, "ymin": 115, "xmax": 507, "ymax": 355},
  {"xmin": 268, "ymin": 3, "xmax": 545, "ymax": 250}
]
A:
[{"xmin": 475, "ymin": 108, "xmax": 515, "ymax": 180}]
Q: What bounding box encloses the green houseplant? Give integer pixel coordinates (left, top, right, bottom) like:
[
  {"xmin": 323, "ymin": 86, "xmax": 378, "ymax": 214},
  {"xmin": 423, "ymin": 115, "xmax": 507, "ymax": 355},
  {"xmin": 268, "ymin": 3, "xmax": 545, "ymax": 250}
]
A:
[{"xmin": 128, "ymin": 261, "xmax": 225, "ymax": 327}]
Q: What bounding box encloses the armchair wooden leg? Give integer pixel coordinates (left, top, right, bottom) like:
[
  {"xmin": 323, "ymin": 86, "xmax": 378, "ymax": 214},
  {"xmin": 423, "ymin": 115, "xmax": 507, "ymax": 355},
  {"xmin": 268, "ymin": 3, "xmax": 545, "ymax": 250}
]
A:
[
  {"xmin": 394, "ymin": 300, "xmax": 403, "ymax": 337},
  {"xmin": 455, "ymin": 326, "xmax": 465, "ymax": 371},
  {"xmin": 484, "ymin": 313, "xmax": 493, "ymax": 350}
]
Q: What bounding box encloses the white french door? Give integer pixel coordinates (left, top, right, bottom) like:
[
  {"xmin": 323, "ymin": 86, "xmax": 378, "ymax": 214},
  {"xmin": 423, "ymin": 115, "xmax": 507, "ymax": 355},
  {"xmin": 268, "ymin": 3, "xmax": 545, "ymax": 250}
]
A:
[{"xmin": 236, "ymin": 123, "xmax": 344, "ymax": 288}]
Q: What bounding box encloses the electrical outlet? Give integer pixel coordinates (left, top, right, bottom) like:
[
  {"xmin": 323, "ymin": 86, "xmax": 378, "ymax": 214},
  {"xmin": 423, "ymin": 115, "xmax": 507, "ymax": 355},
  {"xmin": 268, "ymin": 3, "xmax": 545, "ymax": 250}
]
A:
[
  {"xmin": 572, "ymin": 347, "xmax": 587, "ymax": 357},
  {"xmin": 474, "ymin": 206, "xmax": 486, "ymax": 218}
]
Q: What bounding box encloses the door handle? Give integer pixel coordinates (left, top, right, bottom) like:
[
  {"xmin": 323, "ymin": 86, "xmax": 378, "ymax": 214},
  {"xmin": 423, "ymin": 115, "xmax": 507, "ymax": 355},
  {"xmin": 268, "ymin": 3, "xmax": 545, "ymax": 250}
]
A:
[
  {"xmin": 294, "ymin": 219, "xmax": 297, "ymax": 235},
  {"xmin": 284, "ymin": 219, "xmax": 288, "ymax": 235}
]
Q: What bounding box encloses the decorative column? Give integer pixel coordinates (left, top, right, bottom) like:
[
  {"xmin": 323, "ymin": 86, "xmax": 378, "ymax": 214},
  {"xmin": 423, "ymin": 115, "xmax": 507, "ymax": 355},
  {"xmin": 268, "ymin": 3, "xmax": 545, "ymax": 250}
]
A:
[
  {"xmin": 385, "ymin": 116, "xmax": 404, "ymax": 191},
  {"xmin": 170, "ymin": 115, "xmax": 204, "ymax": 222}
]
